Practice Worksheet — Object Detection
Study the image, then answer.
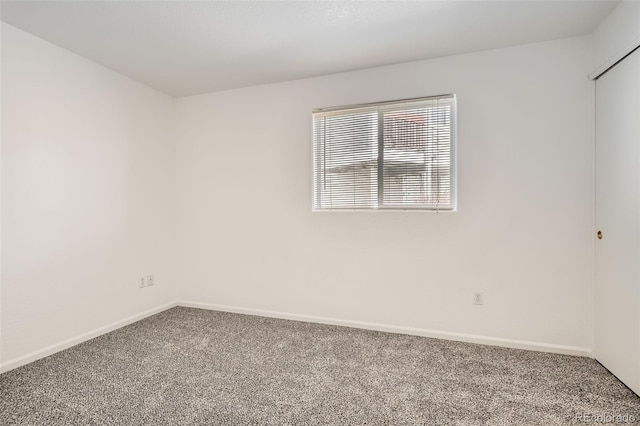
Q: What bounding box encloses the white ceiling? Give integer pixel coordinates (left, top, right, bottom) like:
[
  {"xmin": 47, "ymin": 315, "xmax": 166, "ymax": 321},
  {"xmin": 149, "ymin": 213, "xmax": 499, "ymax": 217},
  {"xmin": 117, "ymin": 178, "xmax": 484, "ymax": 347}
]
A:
[{"xmin": 1, "ymin": 0, "xmax": 619, "ymax": 97}]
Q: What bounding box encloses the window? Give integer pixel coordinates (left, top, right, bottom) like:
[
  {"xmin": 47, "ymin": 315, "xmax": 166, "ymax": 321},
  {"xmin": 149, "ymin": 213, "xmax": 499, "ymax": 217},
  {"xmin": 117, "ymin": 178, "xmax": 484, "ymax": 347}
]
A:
[{"xmin": 313, "ymin": 94, "xmax": 456, "ymax": 211}]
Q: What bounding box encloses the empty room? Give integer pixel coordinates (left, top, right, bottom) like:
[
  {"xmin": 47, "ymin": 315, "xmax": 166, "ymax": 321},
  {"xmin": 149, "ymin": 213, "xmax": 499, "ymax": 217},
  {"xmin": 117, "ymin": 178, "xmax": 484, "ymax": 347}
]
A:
[{"xmin": 1, "ymin": 0, "xmax": 640, "ymax": 424}]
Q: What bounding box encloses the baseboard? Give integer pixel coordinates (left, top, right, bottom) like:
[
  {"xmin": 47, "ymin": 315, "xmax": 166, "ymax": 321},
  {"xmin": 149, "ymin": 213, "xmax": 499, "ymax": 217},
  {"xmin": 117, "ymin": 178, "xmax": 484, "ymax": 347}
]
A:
[
  {"xmin": 0, "ymin": 301, "xmax": 178, "ymax": 374},
  {"xmin": 178, "ymin": 300, "xmax": 592, "ymax": 358},
  {"xmin": 1, "ymin": 299, "xmax": 592, "ymax": 374}
]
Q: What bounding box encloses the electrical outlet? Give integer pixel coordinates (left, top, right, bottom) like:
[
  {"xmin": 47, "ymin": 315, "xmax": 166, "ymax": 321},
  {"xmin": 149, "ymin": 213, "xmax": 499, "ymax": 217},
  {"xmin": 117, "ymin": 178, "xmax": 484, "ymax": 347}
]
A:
[
  {"xmin": 139, "ymin": 277, "xmax": 146, "ymax": 288},
  {"xmin": 473, "ymin": 292, "xmax": 483, "ymax": 305},
  {"xmin": 146, "ymin": 275, "xmax": 154, "ymax": 287}
]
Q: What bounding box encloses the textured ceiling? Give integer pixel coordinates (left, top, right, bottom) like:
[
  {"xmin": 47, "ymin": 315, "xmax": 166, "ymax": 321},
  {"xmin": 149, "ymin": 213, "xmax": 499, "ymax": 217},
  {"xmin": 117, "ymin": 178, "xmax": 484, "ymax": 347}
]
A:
[{"xmin": 0, "ymin": 1, "xmax": 619, "ymax": 97}]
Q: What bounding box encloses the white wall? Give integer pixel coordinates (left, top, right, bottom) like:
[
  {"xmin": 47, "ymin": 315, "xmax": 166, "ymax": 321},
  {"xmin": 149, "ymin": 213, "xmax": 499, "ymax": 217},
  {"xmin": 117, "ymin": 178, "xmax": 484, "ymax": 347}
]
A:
[
  {"xmin": 592, "ymin": 0, "xmax": 640, "ymax": 75},
  {"xmin": 1, "ymin": 24, "xmax": 176, "ymax": 369},
  {"xmin": 0, "ymin": 22, "xmax": 598, "ymax": 367},
  {"xmin": 175, "ymin": 36, "xmax": 595, "ymax": 354}
]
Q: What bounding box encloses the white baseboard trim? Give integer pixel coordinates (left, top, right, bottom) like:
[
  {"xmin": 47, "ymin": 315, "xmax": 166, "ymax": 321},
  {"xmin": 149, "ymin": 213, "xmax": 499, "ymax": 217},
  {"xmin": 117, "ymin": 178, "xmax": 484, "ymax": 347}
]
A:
[
  {"xmin": 0, "ymin": 301, "xmax": 178, "ymax": 374},
  {"xmin": 178, "ymin": 300, "xmax": 592, "ymax": 358},
  {"xmin": 1, "ymin": 300, "xmax": 592, "ymax": 374}
]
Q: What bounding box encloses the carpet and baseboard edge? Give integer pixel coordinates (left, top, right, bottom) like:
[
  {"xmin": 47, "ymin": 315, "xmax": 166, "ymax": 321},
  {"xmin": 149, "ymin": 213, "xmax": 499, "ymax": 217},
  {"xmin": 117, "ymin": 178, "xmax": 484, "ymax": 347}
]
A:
[
  {"xmin": 178, "ymin": 300, "xmax": 593, "ymax": 358},
  {"xmin": 0, "ymin": 299, "xmax": 592, "ymax": 374},
  {"xmin": 0, "ymin": 301, "xmax": 178, "ymax": 374}
]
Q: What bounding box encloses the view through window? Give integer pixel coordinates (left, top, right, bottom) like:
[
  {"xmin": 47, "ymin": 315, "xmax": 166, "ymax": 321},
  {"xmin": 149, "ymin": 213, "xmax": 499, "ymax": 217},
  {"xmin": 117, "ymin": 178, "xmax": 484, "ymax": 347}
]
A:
[{"xmin": 313, "ymin": 94, "xmax": 456, "ymax": 210}]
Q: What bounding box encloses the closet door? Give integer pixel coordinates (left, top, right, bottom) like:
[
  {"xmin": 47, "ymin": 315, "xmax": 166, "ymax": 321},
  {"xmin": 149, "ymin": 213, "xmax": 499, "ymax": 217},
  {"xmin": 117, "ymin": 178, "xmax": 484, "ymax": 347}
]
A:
[{"xmin": 595, "ymin": 47, "xmax": 640, "ymax": 395}]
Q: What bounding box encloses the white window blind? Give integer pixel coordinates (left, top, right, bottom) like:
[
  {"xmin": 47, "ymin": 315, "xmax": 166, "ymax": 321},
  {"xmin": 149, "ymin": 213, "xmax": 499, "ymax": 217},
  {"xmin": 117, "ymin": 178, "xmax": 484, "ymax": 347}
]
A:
[{"xmin": 313, "ymin": 94, "xmax": 456, "ymax": 211}]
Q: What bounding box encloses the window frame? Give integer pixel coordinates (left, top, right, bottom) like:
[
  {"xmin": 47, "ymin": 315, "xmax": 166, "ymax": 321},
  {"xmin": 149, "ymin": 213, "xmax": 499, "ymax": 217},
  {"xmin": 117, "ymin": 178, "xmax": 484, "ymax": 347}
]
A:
[{"xmin": 312, "ymin": 94, "xmax": 457, "ymax": 212}]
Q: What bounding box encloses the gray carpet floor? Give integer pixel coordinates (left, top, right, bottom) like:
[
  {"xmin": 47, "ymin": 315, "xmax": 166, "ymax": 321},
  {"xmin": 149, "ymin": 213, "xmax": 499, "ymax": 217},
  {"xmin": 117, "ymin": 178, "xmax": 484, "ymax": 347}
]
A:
[{"xmin": 1, "ymin": 307, "xmax": 639, "ymax": 425}]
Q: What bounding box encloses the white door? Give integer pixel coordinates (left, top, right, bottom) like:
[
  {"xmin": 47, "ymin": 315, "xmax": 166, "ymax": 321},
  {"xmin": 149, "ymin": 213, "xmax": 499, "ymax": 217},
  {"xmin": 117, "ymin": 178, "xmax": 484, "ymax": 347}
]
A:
[{"xmin": 595, "ymin": 47, "xmax": 640, "ymax": 396}]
